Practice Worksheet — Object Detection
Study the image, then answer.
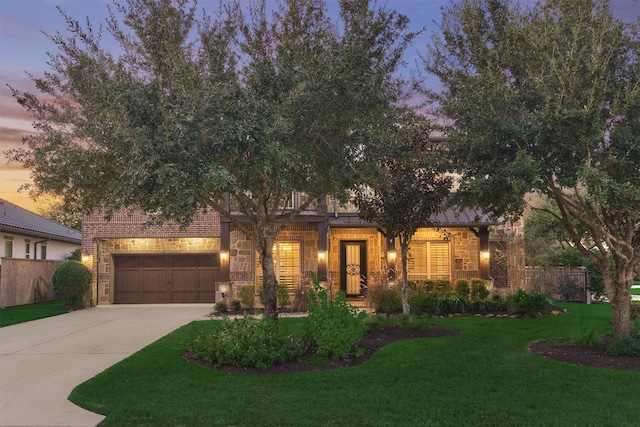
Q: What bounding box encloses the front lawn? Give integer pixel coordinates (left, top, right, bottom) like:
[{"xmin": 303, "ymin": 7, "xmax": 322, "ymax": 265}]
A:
[
  {"xmin": 0, "ymin": 300, "xmax": 69, "ymax": 327},
  {"xmin": 70, "ymin": 303, "xmax": 639, "ymax": 426}
]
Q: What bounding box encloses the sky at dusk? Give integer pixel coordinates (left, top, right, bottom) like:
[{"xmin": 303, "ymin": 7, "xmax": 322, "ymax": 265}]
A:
[{"xmin": 0, "ymin": 0, "xmax": 638, "ymax": 214}]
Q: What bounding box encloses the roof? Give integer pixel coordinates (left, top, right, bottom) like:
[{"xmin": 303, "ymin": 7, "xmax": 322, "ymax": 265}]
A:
[
  {"xmin": 328, "ymin": 206, "xmax": 494, "ymax": 228},
  {"xmin": 0, "ymin": 199, "xmax": 82, "ymax": 244}
]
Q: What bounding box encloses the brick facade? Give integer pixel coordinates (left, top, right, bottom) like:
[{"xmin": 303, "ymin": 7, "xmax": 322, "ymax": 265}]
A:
[{"xmin": 82, "ymin": 210, "xmax": 221, "ymax": 304}]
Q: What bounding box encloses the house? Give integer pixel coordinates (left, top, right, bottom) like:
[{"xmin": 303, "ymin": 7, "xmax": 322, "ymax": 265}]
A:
[
  {"xmin": 82, "ymin": 195, "xmax": 495, "ymax": 305},
  {"xmin": 0, "ymin": 199, "xmax": 81, "ymax": 263},
  {"xmin": 0, "ymin": 199, "xmax": 82, "ymax": 307}
]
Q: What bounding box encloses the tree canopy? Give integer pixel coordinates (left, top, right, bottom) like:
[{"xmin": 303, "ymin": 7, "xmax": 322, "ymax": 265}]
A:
[
  {"xmin": 427, "ymin": 0, "xmax": 640, "ymax": 335},
  {"xmin": 7, "ymin": 0, "xmax": 417, "ymax": 317},
  {"xmin": 353, "ymin": 112, "xmax": 452, "ymax": 314}
]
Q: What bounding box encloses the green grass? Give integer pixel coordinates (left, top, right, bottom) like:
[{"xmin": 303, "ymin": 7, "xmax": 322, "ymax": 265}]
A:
[
  {"xmin": 632, "ymin": 282, "xmax": 640, "ymax": 295},
  {"xmin": 0, "ymin": 300, "xmax": 69, "ymax": 327},
  {"xmin": 70, "ymin": 303, "xmax": 640, "ymax": 427}
]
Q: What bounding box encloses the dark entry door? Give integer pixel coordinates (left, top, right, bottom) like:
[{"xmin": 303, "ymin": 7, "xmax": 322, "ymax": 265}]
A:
[{"xmin": 339, "ymin": 241, "xmax": 367, "ymax": 296}]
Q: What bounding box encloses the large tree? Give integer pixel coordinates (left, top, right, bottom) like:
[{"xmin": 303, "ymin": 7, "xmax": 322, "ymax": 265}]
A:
[
  {"xmin": 353, "ymin": 112, "xmax": 452, "ymax": 314},
  {"xmin": 427, "ymin": 0, "xmax": 640, "ymax": 335},
  {"xmin": 6, "ymin": 0, "xmax": 416, "ymax": 319}
]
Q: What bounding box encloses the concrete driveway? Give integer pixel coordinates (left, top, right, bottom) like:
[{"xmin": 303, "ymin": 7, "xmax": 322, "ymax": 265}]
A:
[{"xmin": 0, "ymin": 304, "xmax": 211, "ymax": 427}]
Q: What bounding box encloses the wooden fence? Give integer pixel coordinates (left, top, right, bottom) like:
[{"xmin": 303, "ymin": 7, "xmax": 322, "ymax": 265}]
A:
[
  {"xmin": 524, "ymin": 266, "xmax": 590, "ymax": 302},
  {"xmin": 0, "ymin": 258, "xmax": 63, "ymax": 307}
]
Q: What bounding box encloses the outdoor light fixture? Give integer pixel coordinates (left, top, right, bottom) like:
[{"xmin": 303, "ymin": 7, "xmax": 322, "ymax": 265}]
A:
[
  {"xmin": 220, "ymin": 251, "xmax": 229, "ymax": 262},
  {"xmin": 81, "ymin": 254, "xmax": 90, "ymax": 263},
  {"xmin": 218, "ymin": 283, "xmax": 230, "ymax": 300},
  {"xmin": 318, "ymin": 251, "xmax": 326, "ymax": 261},
  {"xmin": 388, "ymin": 250, "xmax": 397, "ymax": 261},
  {"xmin": 481, "ymin": 250, "xmax": 490, "ymax": 261}
]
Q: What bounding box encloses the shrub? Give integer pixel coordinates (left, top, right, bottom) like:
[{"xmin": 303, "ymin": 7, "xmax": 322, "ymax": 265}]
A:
[
  {"xmin": 240, "ymin": 285, "xmax": 255, "ymax": 309},
  {"xmin": 470, "ymin": 279, "xmax": 490, "ymax": 301},
  {"xmin": 454, "ymin": 279, "xmax": 470, "ymax": 298},
  {"xmin": 230, "ymin": 299, "xmax": 242, "ymax": 311},
  {"xmin": 304, "ymin": 272, "xmax": 367, "ymax": 360},
  {"xmin": 607, "ymin": 335, "xmax": 640, "ymax": 357},
  {"xmin": 570, "ymin": 326, "xmax": 603, "ymax": 348},
  {"xmin": 368, "ymin": 285, "xmax": 402, "ymax": 314},
  {"xmin": 434, "ymin": 280, "xmax": 452, "ymax": 296},
  {"xmin": 188, "ymin": 315, "xmax": 303, "ymax": 370},
  {"xmin": 408, "ymin": 289, "xmax": 441, "ymax": 316},
  {"xmin": 439, "ymin": 294, "xmax": 468, "ymax": 314},
  {"xmin": 277, "ymin": 284, "xmax": 290, "ymax": 309},
  {"xmin": 51, "ymin": 260, "xmax": 92, "ymax": 304},
  {"xmin": 291, "ymin": 276, "xmax": 311, "ymax": 312},
  {"xmin": 505, "ymin": 289, "xmax": 549, "ymax": 316},
  {"xmin": 66, "ymin": 248, "xmax": 82, "ymax": 261},
  {"xmin": 214, "ymin": 301, "xmax": 228, "ymax": 313}
]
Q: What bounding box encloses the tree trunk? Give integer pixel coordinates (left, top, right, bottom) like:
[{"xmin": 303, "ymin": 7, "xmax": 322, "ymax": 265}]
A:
[
  {"xmin": 257, "ymin": 237, "xmax": 278, "ymax": 321},
  {"xmin": 601, "ymin": 254, "xmax": 635, "ymax": 337},
  {"xmin": 400, "ymin": 241, "xmax": 410, "ymax": 315}
]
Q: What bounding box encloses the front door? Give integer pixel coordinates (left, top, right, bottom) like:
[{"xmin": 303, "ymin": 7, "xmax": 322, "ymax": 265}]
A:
[{"xmin": 340, "ymin": 241, "xmax": 367, "ymax": 296}]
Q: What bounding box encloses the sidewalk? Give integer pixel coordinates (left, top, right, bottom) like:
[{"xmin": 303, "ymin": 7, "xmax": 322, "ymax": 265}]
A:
[{"xmin": 0, "ymin": 304, "xmax": 210, "ymax": 427}]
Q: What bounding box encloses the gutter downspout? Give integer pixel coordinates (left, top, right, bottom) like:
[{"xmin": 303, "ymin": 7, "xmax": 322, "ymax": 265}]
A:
[{"xmin": 33, "ymin": 239, "xmax": 48, "ymax": 260}]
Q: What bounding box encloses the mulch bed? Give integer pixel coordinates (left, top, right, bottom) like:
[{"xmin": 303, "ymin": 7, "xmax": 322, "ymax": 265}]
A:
[
  {"xmin": 528, "ymin": 339, "xmax": 640, "ymax": 372},
  {"xmin": 183, "ymin": 323, "xmax": 460, "ymax": 375}
]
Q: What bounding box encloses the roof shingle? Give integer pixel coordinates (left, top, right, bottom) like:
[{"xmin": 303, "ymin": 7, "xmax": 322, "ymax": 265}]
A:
[{"xmin": 0, "ymin": 199, "xmax": 82, "ymax": 244}]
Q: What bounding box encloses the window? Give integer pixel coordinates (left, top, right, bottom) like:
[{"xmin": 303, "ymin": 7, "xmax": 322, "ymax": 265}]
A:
[
  {"xmin": 25, "ymin": 242, "xmax": 30, "ymax": 259},
  {"xmin": 279, "ymin": 192, "xmax": 295, "ymax": 210},
  {"xmin": 4, "ymin": 239, "xmax": 13, "ymax": 258},
  {"xmin": 40, "ymin": 245, "xmax": 47, "ymax": 260},
  {"xmin": 407, "ymin": 241, "xmax": 451, "ymax": 281},
  {"xmin": 256, "ymin": 242, "xmax": 301, "ymax": 290}
]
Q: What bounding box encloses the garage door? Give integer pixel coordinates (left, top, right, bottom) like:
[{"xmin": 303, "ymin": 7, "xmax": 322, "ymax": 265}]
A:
[{"xmin": 113, "ymin": 254, "xmax": 220, "ymax": 303}]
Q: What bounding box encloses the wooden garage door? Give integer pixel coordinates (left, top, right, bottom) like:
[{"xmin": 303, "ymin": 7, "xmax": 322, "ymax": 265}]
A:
[{"xmin": 113, "ymin": 254, "xmax": 220, "ymax": 303}]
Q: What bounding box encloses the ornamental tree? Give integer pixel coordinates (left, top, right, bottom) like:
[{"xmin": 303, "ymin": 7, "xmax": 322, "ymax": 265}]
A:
[
  {"xmin": 426, "ymin": 0, "xmax": 640, "ymax": 335},
  {"xmin": 352, "ymin": 112, "xmax": 452, "ymax": 314},
  {"xmin": 6, "ymin": 0, "xmax": 416, "ymax": 319}
]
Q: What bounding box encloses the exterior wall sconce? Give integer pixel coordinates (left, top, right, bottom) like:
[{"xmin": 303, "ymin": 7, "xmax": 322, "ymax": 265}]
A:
[
  {"xmin": 318, "ymin": 251, "xmax": 326, "ymax": 261},
  {"xmin": 388, "ymin": 250, "xmax": 397, "ymax": 261},
  {"xmin": 81, "ymin": 254, "xmax": 90, "ymax": 263},
  {"xmin": 218, "ymin": 283, "xmax": 230, "ymax": 300},
  {"xmin": 481, "ymin": 250, "xmax": 490, "ymax": 261},
  {"xmin": 220, "ymin": 251, "xmax": 229, "ymax": 262}
]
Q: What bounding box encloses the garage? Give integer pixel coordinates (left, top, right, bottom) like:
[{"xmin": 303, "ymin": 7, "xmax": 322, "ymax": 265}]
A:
[{"xmin": 113, "ymin": 254, "xmax": 220, "ymax": 303}]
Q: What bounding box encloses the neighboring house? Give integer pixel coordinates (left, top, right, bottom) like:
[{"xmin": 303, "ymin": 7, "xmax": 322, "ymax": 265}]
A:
[
  {"xmin": 82, "ymin": 196, "xmax": 494, "ymax": 305},
  {"xmin": 0, "ymin": 199, "xmax": 82, "ymax": 307},
  {"xmin": 0, "ymin": 199, "xmax": 81, "ymax": 264}
]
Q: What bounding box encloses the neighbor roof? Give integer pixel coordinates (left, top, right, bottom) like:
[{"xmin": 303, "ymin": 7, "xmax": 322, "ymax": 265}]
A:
[{"xmin": 0, "ymin": 199, "xmax": 82, "ymax": 244}]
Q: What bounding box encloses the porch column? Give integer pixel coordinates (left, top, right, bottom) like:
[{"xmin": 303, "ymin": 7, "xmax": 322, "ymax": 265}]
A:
[
  {"xmin": 220, "ymin": 221, "xmax": 230, "ymax": 282},
  {"xmin": 386, "ymin": 234, "xmax": 397, "ymax": 281},
  {"xmin": 317, "ymin": 221, "xmax": 328, "ymax": 281},
  {"xmin": 478, "ymin": 227, "xmax": 490, "ymax": 280}
]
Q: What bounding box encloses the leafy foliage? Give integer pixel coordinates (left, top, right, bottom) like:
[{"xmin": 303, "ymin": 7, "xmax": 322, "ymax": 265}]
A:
[
  {"xmin": 51, "ymin": 260, "xmax": 92, "ymax": 304},
  {"xmin": 454, "ymin": 279, "xmax": 470, "ymax": 298},
  {"xmin": 239, "ymin": 284, "xmax": 256, "ymax": 310},
  {"xmin": 277, "ymin": 284, "xmax": 290, "ymax": 309},
  {"xmin": 606, "ymin": 335, "xmax": 640, "ymax": 357},
  {"xmin": 303, "ymin": 273, "xmax": 368, "ymax": 360},
  {"xmin": 6, "ymin": 0, "xmax": 417, "ymax": 319},
  {"xmin": 504, "ymin": 289, "xmax": 550, "ymax": 316},
  {"xmin": 470, "ymin": 279, "xmax": 490, "ymax": 301},
  {"xmin": 352, "ymin": 112, "xmax": 452, "ymax": 314},
  {"xmin": 187, "ymin": 315, "xmax": 303, "ymax": 370},
  {"xmin": 427, "ymin": 0, "xmax": 640, "ymax": 335},
  {"xmin": 367, "ymin": 285, "xmax": 403, "ymax": 315}
]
